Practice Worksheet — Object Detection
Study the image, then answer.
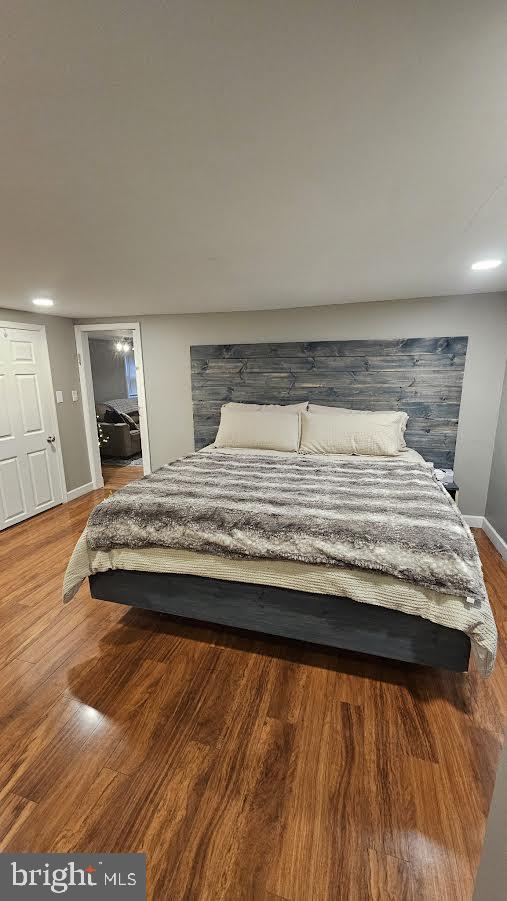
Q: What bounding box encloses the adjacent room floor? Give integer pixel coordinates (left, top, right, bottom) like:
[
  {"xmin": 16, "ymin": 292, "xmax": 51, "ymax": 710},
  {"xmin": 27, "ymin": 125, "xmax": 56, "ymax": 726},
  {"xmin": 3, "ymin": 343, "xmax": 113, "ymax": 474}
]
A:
[
  {"xmin": 0, "ymin": 469, "xmax": 505, "ymax": 900},
  {"xmin": 100, "ymin": 452, "xmax": 143, "ymax": 469}
]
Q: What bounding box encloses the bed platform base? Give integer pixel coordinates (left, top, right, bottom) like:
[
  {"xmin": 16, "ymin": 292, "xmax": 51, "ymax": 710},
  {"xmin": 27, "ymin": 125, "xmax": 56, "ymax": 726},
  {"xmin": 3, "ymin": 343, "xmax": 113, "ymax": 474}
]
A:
[{"xmin": 89, "ymin": 570, "xmax": 471, "ymax": 673}]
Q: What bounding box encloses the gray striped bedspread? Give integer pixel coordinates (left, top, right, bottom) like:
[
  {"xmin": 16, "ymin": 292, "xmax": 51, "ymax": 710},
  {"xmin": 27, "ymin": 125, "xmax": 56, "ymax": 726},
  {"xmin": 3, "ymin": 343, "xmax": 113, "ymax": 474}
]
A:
[{"xmin": 83, "ymin": 451, "xmax": 496, "ymax": 674}]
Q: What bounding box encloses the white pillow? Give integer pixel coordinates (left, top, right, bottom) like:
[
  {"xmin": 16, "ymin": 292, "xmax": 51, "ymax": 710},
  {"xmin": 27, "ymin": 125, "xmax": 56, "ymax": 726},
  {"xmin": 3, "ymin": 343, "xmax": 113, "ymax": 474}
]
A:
[
  {"xmin": 308, "ymin": 404, "xmax": 408, "ymax": 449},
  {"xmin": 223, "ymin": 401, "xmax": 307, "ymax": 414},
  {"xmin": 299, "ymin": 411, "xmax": 401, "ymax": 456},
  {"xmin": 215, "ymin": 406, "xmax": 300, "ymax": 451}
]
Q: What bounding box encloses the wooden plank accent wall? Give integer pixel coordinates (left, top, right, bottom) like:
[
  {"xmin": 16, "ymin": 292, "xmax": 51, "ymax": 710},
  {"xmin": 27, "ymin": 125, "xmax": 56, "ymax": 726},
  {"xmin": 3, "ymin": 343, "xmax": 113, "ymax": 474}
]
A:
[{"xmin": 190, "ymin": 336, "xmax": 468, "ymax": 467}]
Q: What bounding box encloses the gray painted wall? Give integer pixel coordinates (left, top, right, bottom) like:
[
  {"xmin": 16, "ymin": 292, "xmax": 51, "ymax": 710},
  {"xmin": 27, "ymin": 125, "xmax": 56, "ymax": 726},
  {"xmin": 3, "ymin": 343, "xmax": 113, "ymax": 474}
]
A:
[
  {"xmin": 0, "ymin": 307, "xmax": 90, "ymax": 491},
  {"xmin": 78, "ymin": 291, "xmax": 507, "ymax": 517},
  {"xmin": 89, "ymin": 338, "xmax": 128, "ymax": 403},
  {"xmin": 486, "ymin": 364, "xmax": 507, "ymax": 542},
  {"xmin": 473, "ymin": 738, "xmax": 507, "ymax": 900},
  {"xmin": 3, "ymin": 292, "xmax": 504, "ymax": 511}
]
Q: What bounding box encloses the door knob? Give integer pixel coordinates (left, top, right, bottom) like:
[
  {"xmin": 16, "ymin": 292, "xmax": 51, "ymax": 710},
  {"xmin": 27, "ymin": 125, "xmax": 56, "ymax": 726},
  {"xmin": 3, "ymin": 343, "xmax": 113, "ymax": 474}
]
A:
[{"xmin": 47, "ymin": 436, "xmax": 56, "ymax": 444}]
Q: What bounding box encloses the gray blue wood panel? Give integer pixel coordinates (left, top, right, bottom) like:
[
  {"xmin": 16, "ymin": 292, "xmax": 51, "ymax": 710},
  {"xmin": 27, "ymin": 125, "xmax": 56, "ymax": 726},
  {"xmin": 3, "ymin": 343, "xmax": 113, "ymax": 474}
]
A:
[
  {"xmin": 90, "ymin": 570, "xmax": 471, "ymax": 673},
  {"xmin": 190, "ymin": 336, "xmax": 468, "ymax": 467}
]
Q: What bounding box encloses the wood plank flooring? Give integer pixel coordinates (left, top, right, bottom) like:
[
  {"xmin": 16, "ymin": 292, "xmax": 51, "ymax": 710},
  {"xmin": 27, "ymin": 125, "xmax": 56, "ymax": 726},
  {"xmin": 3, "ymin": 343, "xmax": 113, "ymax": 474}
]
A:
[
  {"xmin": 0, "ymin": 469, "xmax": 505, "ymax": 900},
  {"xmin": 102, "ymin": 463, "xmax": 144, "ymax": 491}
]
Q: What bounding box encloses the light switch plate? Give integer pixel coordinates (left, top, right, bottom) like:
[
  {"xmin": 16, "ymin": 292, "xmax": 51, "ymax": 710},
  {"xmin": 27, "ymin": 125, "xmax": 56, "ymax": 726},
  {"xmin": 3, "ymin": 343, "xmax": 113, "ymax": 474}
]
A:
[
  {"xmin": 72, "ymin": 389, "xmax": 79, "ymax": 402},
  {"xmin": 55, "ymin": 390, "xmax": 64, "ymax": 404}
]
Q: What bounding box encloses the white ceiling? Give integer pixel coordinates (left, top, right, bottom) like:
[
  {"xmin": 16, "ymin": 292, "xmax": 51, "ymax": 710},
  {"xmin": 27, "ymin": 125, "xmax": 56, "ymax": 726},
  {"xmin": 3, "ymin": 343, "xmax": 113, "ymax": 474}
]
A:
[{"xmin": 1, "ymin": 0, "xmax": 506, "ymax": 318}]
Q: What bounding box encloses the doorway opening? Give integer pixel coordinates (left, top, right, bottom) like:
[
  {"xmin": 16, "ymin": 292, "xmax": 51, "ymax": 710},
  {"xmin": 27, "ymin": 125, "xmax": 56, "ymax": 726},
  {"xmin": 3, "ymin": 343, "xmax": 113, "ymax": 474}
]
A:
[{"xmin": 75, "ymin": 323, "xmax": 151, "ymax": 490}]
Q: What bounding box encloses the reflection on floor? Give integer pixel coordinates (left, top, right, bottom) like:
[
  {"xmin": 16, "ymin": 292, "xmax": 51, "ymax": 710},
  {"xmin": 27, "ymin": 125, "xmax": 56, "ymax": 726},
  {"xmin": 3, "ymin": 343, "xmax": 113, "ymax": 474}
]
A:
[{"xmin": 0, "ymin": 465, "xmax": 505, "ymax": 899}]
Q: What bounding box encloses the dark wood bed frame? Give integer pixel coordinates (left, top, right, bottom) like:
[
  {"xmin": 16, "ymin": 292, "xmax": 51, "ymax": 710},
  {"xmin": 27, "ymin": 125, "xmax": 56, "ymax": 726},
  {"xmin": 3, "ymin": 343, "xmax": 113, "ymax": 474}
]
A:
[
  {"xmin": 88, "ymin": 336, "xmax": 472, "ymax": 673},
  {"xmin": 90, "ymin": 570, "xmax": 471, "ymax": 671}
]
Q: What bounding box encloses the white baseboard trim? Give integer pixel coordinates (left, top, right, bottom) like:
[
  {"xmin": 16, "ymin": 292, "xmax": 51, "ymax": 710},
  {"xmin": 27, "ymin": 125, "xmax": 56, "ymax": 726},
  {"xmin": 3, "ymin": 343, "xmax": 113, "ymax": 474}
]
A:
[
  {"xmin": 65, "ymin": 481, "xmax": 94, "ymax": 502},
  {"xmin": 482, "ymin": 517, "xmax": 507, "ymax": 560},
  {"xmin": 463, "ymin": 515, "xmax": 484, "ymax": 528}
]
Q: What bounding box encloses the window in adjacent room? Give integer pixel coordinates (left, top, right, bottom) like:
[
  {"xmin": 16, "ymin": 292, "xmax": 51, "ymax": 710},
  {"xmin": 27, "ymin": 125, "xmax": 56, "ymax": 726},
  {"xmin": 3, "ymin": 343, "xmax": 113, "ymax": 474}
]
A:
[{"xmin": 124, "ymin": 352, "xmax": 138, "ymax": 397}]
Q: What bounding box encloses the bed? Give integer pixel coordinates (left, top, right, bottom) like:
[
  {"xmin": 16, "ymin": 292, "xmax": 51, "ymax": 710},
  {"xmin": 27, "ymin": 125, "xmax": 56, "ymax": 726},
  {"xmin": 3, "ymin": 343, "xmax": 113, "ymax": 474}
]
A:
[
  {"xmin": 63, "ymin": 336, "xmax": 497, "ymax": 675},
  {"xmin": 64, "ymin": 443, "xmax": 496, "ymax": 675}
]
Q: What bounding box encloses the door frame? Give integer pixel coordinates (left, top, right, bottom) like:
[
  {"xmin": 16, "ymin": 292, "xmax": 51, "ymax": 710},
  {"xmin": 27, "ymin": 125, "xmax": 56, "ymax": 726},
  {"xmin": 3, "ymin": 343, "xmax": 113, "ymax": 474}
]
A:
[
  {"xmin": 0, "ymin": 319, "xmax": 66, "ymax": 505},
  {"xmin": 74, "ymin": 322, "xmax": 151, "ymax": 489}
]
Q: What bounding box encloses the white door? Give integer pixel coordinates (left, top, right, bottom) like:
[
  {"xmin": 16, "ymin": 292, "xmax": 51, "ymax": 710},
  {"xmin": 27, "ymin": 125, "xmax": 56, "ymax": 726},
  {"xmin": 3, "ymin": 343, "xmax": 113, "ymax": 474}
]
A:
[{"xmin": 0, "ymin": 326, "xmax": 63, "ymax": 529}]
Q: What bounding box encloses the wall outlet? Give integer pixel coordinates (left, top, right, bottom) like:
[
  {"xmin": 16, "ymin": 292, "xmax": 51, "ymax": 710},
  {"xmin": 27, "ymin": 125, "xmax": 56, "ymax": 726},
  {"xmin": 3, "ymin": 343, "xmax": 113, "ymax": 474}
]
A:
[
  {"xmin": 55, "ymin": 390, "xmax": 64, "ymax": 404},
  {"xmin": 72, "ymin": 389, "xmax": 79, "ymax": 402}
]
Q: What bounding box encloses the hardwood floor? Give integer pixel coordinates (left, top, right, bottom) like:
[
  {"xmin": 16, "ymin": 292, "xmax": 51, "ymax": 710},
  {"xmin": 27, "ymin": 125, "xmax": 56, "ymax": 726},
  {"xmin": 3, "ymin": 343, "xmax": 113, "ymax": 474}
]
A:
[
  {"xmin": 0, "ymin": 472, "xmax": 505, "ymax": 900},
  {"xmin": 102, "ymin": 463, "xmax": 144, "ymax": 492}
]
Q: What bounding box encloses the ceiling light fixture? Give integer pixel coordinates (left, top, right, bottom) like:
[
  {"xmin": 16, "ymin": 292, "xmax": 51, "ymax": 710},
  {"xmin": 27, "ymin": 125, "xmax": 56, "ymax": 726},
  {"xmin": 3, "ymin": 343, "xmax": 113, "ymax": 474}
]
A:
[
  {"xmin": 32, "ymin": 297, "xmax": 54, "ymax": 307},
  {"xmin": 114, "ymin": 338, "xmax": 132, "ymax": 353},
  {"xmin": 470, "ymin": 259, "xmax": 503, "ymax": 271}
]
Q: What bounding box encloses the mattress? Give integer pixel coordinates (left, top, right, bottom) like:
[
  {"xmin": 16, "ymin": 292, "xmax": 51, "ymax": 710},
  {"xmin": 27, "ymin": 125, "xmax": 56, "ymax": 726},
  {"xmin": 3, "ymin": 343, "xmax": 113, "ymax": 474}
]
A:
[{"xmin": 199, "ymin": 444, "xmax": 426, "ymax": 463}]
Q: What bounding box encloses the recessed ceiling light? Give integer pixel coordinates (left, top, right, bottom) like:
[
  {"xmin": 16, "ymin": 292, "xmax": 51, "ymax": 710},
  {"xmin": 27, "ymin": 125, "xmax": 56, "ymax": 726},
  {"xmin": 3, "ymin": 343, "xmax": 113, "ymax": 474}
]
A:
[
  {"xmin": 470, "ymin": 259, "xmax": 503, "ymax": 271},
  {"xmin": 32, "ymin": 296, "xmax": 54, "ymax": 306}
]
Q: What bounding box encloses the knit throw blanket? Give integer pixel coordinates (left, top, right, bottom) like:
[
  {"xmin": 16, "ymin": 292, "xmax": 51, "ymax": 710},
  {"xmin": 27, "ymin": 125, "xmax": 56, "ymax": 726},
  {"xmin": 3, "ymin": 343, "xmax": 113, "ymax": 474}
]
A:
[{"xmin": 87, "ymin": 451, "xmax": 487, "ymax": 605}]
